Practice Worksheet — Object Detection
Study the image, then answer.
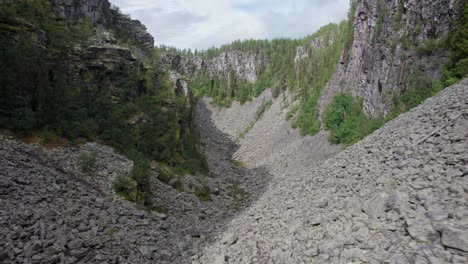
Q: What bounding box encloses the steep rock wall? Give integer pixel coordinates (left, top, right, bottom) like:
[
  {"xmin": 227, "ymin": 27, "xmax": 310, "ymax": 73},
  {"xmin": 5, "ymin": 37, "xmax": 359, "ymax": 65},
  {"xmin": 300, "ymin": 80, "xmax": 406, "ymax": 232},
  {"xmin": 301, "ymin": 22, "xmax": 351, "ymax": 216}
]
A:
[
  {"xmin": 162, "ymin": 51, "xmax": 267, "ymax": 84},
  {"xmin": 319, "ymin": 0, "xmax": 460, "ymax": 116},
  {"xmin": 52, "ymin": 0, "xmax": 111, "ymax": 24},
  {"xmin": 51, "ymin": 0, "xmax": 154, "ymax": 52}
]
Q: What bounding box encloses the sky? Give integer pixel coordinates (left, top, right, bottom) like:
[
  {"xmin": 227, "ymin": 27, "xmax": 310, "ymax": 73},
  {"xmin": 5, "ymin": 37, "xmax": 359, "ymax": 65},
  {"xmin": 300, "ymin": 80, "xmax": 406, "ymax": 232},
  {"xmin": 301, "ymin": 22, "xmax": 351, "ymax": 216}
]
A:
[{"xmin": 110, "ymin": 0, "xmax": 350, "ymax": 50}]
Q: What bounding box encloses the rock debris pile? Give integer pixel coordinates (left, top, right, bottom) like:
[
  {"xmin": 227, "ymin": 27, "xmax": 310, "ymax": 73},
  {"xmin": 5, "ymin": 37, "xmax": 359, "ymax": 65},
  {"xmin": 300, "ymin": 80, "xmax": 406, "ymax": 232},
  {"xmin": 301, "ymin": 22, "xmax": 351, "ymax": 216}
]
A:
[
  {"xmin": 0, "ymin": 80, "xmax": 466, "ymax": 264},
  {"xmin": 196, "ymin": 80, "xmax": 468, "ymax": 263},
  {"xmin": 0, "ymin": 108, "xmax": 270, "ymax": 263}
]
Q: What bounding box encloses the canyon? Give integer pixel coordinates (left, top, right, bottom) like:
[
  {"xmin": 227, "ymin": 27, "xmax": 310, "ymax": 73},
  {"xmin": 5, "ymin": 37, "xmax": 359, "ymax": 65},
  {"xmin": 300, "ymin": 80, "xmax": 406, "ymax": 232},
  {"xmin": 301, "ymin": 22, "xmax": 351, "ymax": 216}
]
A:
[{"xmin": 0, "ymin": 0, "xmax": 467, "ymax": 263}]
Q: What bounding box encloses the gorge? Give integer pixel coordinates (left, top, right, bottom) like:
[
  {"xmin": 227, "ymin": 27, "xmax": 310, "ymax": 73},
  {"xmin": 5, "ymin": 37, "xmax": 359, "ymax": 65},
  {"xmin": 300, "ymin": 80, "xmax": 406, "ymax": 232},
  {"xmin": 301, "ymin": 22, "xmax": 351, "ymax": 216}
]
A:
[{"xmin": 0, "ymin": 0, "xmax": 467, "ymax": 263}]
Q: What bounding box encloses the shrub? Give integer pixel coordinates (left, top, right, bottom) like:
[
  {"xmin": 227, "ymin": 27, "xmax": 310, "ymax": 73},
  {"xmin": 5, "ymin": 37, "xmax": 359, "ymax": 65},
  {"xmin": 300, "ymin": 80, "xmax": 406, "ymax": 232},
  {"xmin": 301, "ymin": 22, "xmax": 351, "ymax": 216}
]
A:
[
  {"xmin": 324, "ymin": 93, "xmax": 383, "ymax": 146},
  {"xmin": 130, "ymin": 159, "xmax": 151, "ymax": 205},
  {"xmin": 104, "ymin": 227, "xmax": 120, "ymax": 237},
  {"xmin": 194, "ymin": 185, "xmax": 212, "ymax": 202},
  {"xmin": 152, "ymin": 204, "xmax": 168, "ymax": 214},
  {"xmin": 113, "ymin": 173, "xmax": 137, "ymax": 201},
  {"xmin": 157, "ymin": 169, "xmax": 172, "ymax": 184},
  {"xmin": 416, "ymin": 38, "xmax": 442, "ymax": 57},
  {"xmin": 447, "ymin": 3, "xmax": 468, "ymax": 78},
  {"xmin": 78, "ymin": 151, "xmax": 97, "ymax": 172}
]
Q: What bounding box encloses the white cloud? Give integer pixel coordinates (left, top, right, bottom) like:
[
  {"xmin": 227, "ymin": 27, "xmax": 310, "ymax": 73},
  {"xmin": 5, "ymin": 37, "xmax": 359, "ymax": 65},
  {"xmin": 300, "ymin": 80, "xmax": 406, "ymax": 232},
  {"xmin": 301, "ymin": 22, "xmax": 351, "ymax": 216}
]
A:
[{"xmin": 110, "ymin": 0, "xmax": 350, "ymax": 50}]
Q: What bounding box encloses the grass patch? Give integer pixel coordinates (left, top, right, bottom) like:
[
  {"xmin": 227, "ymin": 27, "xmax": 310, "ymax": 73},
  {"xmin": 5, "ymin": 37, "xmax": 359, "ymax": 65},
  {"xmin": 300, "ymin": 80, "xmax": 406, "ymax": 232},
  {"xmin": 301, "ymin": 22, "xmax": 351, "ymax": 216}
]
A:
[
  {"xmin": 236, "ymin": 98, "xmax": 273, "ymax": 142},
  {"xmin": 194, "ymin": 185, "xmax": 212, "ymax": 202},
  {"xmin": 104, "ymin": 227, "xmax": 119, "ymax": 237},
  {"xmin": 231, "ymin": 159, "xmax": 246, "ymax": 167},
  {"xmin": 286, "ymin": 104, "xmax": 299, "ymax": 121},
  {"xmin": 151, "ymin": 204, "xmax": 168, "ymax": 214},
  {"xmin": 78, "ymin": 151, "xmax": 97, "ymax": 172},
  {"xmin": 230, "ymin": 184, "xmax": 250, "ymax": 210},
  {"xmin": 254, "ymin": 98, "xmax": 273, "ymax": 120},
  {"xmin": 236, "ymin": 123, "xmax": 254, "ymax": 143}
]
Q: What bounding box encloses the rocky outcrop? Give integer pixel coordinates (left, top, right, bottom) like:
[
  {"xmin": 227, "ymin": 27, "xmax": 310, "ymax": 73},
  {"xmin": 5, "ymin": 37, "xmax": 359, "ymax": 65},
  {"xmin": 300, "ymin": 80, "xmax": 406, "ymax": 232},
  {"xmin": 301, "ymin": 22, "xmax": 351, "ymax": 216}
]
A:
[
  {"xmin": 319, "ymin": 0, "xmax": 461, "ymax": 116},
  {"xmin": 51, "ymin": 0, "xmax": 111, "ymax": 24},
  {"xmin": 51, "ymin": 0, "xmax": 154, "ymax": 53},
  {"xmin": 196, "ymin": 79, "xmax": 468, "ymax": 263},
  {"xmin": 53, "ymin": 44, "xmax": 147, "ymax": 99},
  {"xmin": 108, "ymin": 10, "xmax": 155, "ymax": 52},
  {"xmin": 0, "ymin": 17, "xmax": 47, "ymax": 46},
  {"xmin": 163, "ymin": 51, "xmax": 267, "ymax": 84},
  {"xmin": 208, "ymin": 51, "xmax": 267, "ymax": 83}
]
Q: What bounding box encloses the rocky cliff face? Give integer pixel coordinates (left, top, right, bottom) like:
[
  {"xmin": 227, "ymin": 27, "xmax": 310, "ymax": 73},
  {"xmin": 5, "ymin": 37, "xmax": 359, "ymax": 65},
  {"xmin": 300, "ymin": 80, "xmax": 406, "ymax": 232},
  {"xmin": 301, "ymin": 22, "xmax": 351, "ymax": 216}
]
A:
[
  {"xmin": 61, "ymin": 45, "xmax": 146, "ymax": 97},
  {"xmin": 0, "ymin": 16, "xmax": 48, "ymax": 46},
  {"xmin": 319, "ymin": 0, "xmax": 460, "ymax": 116},
  {"xmin": 208, "ymin": 51, "xmax": 267, "ymax": 83},
  {"xmin": 108, "ymin": 10, "xmax": 155, "ymax": 52},
  {"xmin": 163, "ymin": 51, "xmax": 267, "ymax": 84},
  {"xmin": 51, "ymin": 0, "xmax": 154, "ymax": 53},
  {"xmin": 52, "ymin": 0, "xmax": 111, "ymax": 24}
]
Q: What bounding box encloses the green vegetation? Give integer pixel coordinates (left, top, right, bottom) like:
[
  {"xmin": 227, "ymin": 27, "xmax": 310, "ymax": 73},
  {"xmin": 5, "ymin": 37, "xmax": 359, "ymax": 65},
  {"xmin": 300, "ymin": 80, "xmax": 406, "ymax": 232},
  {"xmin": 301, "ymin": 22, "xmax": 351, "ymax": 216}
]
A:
[
  {"xmin": 152, "ymin": 204, "xmax": 168, "ymax": 214},
  {"xmin": 286, "ymin": 104, "xmax": 300, "ymax": 121},
  {"xmin": 323, "ymin": 93, "xmax": 384, "ymax": 146},
  {"xmin": 236, "ymin": 98, "xmax": 273, "ymax": 142},
  {"xmin": 322, "ymin": 3, "xmax": 467, "ymax": 147},
  {"xmin": 230, "ymin": 184, "xmax": 250, "ymax": 210},
  {"xmin": 388, "ymin": 3, "xmax": 467, "ymax": 120},
  {"xmin": 255, "ymin": 99, "xmax": 273, "ymax": 120},
  {"xmin": 293, "ymin": 20, "xmax": 353, "ymax": 135},
  {"xmin": 112, "ymin": 158, "xmax": 151, "ymax": 205},
  {"xmin": 113, "ymin": 173, "xmax": 137, "ymax": 198},
  {"xmin": 0, "ymin": 0, "xmax": 94, "ymax": 49},
  {"xmin": 342, "ymin": 0, "xmax": 357, "ymax": 67},
  {"xmin": 373, "ymin": 0, "xmax": 387, "ymax": 44},
  {"xmin": 182, "ymin": 1, "xmax": 358, "ymax": 137},
  {"xmin": 1, "ymin": 1, "xmax": 208, "ymax": 206},
  {"xmin": 237, "ymin": 123, "xmax": 254, "ymax": 143},
  {"xmin": 194, "ymin": 185, "xmax": 212, "ymax": 202},
  {"xmin": 231, "ymin": 160, "xmax": 246, "ymax": 167},
  {"xmin": 78, "ymin": 152, "xmax": 97, "ymax": 172},
  {"xmin": 104, "ymin": 227, "xmax": 120, "ymax": 237},
  {"xmin": 8, "ymin": 108, "xmax": 36, "ymax": 133},
  {"xmin": 416, "ymin": 38, "xmax": 445, "ymax": 57},
  {"xmin": 446, "ymin": 3, "xmax": 468, "ymax": 79},
  {"xmin": 387, "ymin": 64, "xmax": 445, "ymax": 121},
  {"xmin": 188, "ymin": 20, "xmax": 352, "ymax": 137}
]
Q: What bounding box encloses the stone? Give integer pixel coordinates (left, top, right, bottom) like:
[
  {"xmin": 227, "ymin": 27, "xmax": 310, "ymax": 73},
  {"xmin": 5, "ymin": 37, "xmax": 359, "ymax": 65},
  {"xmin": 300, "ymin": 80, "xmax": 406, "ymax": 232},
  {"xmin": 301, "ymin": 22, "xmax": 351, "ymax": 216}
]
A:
[
  {"xmin": 405, "ymin": 216, "xmax": 437, "ymax": 242},
  {"xmin": 452, "ymin": 255, "xmax": 467, "ymax": 264},
  {"xmin": 426, "ymin": 209, "xmax": 449, "ymax": 222},
  {"xmin": 319, "ymin": 198, "xmax": 329, "ymax": 208},
  {"xmin": 448, "ymin": 185, "xmax": 464, "ymax": 195},
  {"xmin": 138, "ymin": 246, "xmax": 152, "ymax": 259},
  {"xmin": 67, "ymin": 239, "xmax": 83, "ymax": 250},
  {"xmin": 68, "ymin": 249, "xmax": 89, "ymax": 259},
  {"xmin": 442, "ymin": 226, "xmax": 468, "ymax": 252},
  {"xmin": 222, "ymin": 232, "xmax": 238, "ymax": 245},
  {"xmin": 386, "ymin": 191, "xmax": 408, "ymax": 213},
  {"xmin": 309, "ymin": 215, "xmax": 322, "ymax": 226}
]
